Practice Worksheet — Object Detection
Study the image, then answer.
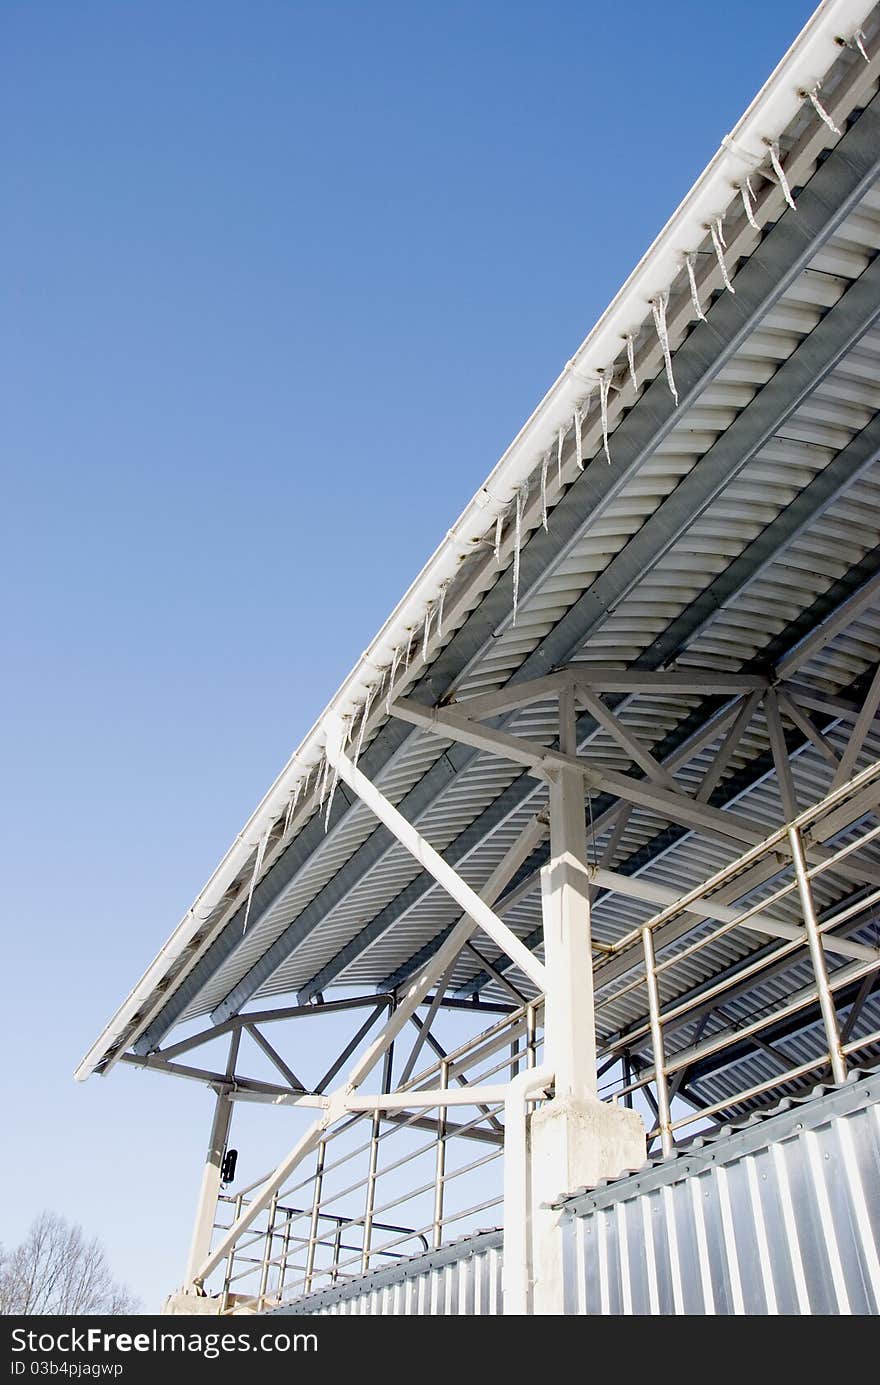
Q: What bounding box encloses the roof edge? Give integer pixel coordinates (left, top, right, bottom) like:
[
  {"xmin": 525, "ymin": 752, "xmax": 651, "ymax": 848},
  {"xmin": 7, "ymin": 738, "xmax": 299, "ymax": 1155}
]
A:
[{"xmin": 77, "ymin": 0, "xmax": 877, "ymax": 1081}]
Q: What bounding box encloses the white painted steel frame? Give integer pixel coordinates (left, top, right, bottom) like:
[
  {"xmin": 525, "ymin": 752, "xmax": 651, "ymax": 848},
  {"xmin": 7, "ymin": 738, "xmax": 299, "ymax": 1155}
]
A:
[{"xmin": 75, "ymin": 2, "xmax": 880, "ymax": 1083}]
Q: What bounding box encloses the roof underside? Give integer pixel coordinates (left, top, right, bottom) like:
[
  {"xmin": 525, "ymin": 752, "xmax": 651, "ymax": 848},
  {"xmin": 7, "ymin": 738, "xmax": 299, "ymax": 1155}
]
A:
[{"xmin": 89, "ymin": 12, "xmax": 880, "ymax": 1116}]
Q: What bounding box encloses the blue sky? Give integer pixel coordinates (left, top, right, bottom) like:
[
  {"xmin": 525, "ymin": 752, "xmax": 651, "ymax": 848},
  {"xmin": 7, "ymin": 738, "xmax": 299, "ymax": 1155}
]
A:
[{"xmin": 2, "ymin": 0, "xmax": 817, "ymax": 1309}]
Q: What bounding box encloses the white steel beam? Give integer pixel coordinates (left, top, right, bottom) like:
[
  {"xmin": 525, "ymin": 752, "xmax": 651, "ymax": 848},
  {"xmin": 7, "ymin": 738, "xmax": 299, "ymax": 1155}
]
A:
[
  {"xmin": 576, "ymin": 687, "xmax": 681, "ymax": 793},
  {"xmin": 591, "ymin": 867, "xmax": 877, "ymax": 963},
  {"xmin": 777, "ymin": 691, "xmax": 841, "ymax": 770},
  {"xmin": 696, "ymin": 691, "xmax": 761, "ymax": 802},
  {"xmin": 398, "ymin": 962, "xmax": 455, "ymax": 1087},
  {"xmin": 397, "ymin": 696, "xmax": 880, "ymax": 888},
  {"xmin": 449, "ymin": 672, "xmax": 575, "ymax": 721},
  {"xmin": 325, "ymin": 719, "xmax": 548, "ymax": 991},
  {"xmin": 244, "ymin": 1024, "xmax": 305, "ymax": 1093},
  {"xmin": 393, "ymin": 695, "xmax": 769, "ymax": 849},
  {"xmin": 832, "ymin": 665, "xmax": 880, "ymax": 790},
  {"xmin": 391, "ymin": 698, "xmax": 553, "ymax": 777},
  {"xmin": 764, "ymin": 688, "xmax": 799, "ymax": 821},
  {"xmin": 343, "ymin": 1086, "xmax": 510, "ymax": 1112}
]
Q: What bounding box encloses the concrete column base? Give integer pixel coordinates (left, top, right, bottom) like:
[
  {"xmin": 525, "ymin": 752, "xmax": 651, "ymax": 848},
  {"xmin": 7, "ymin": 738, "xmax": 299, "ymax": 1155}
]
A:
[
  {"xmin": 530, "ymin": 1097, "xmax": 645, "ymax": 1314},
  {"xmin": 162, "ymin": 1290, "xmax": 224, "ymax": 1316}
]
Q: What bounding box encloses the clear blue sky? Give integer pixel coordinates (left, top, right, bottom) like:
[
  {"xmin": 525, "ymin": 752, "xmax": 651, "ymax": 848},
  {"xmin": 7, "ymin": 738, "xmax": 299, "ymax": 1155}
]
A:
[{"xmin": 2, "ymin": 0, "xmax": 817, "ymax": 1309}]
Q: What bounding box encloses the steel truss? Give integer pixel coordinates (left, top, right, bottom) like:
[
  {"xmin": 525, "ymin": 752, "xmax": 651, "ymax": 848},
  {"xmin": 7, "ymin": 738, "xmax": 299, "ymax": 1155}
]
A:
[
  {"xmin": 105, "ymin": 75, "xmax": 880, "ymax": 1313},
  {"xmin": 119, "ymin": 90, "xmax": 880, "ymax": 1063},
  {"xmin": 156, "ymin": 641, "xmax": 880, "ymax": 1310}
]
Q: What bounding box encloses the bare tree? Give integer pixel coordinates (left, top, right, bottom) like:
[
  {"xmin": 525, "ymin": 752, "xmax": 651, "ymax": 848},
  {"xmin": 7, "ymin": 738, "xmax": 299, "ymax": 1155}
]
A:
[{"xmin": 0, "ymin": 1212, "xmax": 139, "ymax": 1315}]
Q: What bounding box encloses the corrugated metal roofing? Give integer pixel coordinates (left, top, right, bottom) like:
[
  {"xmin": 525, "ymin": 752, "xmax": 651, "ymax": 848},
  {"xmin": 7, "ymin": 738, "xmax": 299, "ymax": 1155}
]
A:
[{"xmin": 84, "ymin": 6, "xmax": 880, "ymax": 1113}]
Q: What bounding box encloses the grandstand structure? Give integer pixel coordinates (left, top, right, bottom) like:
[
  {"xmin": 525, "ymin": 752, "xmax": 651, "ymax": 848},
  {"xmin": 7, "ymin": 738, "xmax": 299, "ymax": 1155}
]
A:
[{"xmin": 80, "ymin": 0, "xmax": 880, "ymax": 1315}]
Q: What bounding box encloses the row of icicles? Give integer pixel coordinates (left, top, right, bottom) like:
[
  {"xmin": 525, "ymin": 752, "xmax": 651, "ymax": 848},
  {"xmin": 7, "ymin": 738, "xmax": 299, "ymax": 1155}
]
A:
[{"xmin": 237, "ymin": 43, "xmax": 870, "ymax": 926}]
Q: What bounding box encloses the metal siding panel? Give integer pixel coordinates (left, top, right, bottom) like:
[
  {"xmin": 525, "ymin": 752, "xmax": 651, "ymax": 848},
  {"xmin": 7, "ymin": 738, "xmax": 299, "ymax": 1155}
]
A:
[
  {"xmin": 277, "ymin": 1091, "xmax": 880, "ymax": 1315},
  {"xmin": 555, "ymin": 1087, "xmax": 880, "ymax": 1316}
]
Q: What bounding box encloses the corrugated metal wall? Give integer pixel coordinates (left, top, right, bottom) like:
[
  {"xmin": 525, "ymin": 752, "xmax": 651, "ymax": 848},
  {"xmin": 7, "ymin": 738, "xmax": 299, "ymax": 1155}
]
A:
[
  {"xmin": 276, "ymin": 1073, "xmax": 880, "ymax": 1315},
  {"xmin": 276, "ymin": 1231, "xmax": 503, "ymax": 1316},
  {"xmin": 560, "ymin": 1072, "xmax": 880, "ymax": 1315}
]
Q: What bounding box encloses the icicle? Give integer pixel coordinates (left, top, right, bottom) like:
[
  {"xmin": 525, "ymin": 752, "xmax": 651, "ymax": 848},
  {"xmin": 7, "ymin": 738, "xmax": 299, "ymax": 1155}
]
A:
[
  {"xmin": 422, "ymin": 604, "xmax": 435, "ymax": 662},
  {"xmin": 710, "ymin": 219, "xmax": 735, "ymax": 294},
  {"xmin": 283, "ymin": 778, "xmax": 302, "ymax": 837},
  {"xmin": 386, "ymin": 645, "xmax": 403, "ymax": 711},
  {"xmin": 301, "ymin": 767, "xmax": 313, "ymax": 807},
  {"xmin": 574, "ymin": 398, "xmax": 587, "ymax": 471},
  {"xmin": 685, "ymin": 253, "xmax": 707, "ymax": 321},
  {"xmin": 598, "ymin": 372, "xmax": 612, "ymax": 463},
  {"xmin": 540, "ymin": 450, "xmax": 549, "ymax": 531},
  {"xmin": 625, "ymin": 334, "xmax": 638, "ymax": 392},
  {"xmin": 512, "ymin": 479, "xmax": 529, "ymax": 626},
  {"xmin": 354, "ymin": 686, "xmax": 375, "ymax": 768},
  {"xmin": 852, "ymin": 28, "xmax": 869, "ymax": 62},
  {"xmin": 436, "ymin": 581, "xmax": 449, "ymax": 638},
  {"xmin": 739, "ymin": 177, "xmax": 760, "ymax": 231},
  {"xmin": 651, "ymin": 292, "xmax": 678, "ymax": 404},
  {"xmin": 317, "ymin": 754, "xmax": 331, "ymax": 809},
  {"xmin": 404, "ymin": 626, "xmax": 416, "ymax": 666},
  {"xmin": 555, "ymin": 424, "xmax": 565, "ymax": 488},
  {"xmin": 769, "ymin": 142, "xmax": 796, "ymax": 210},
  {"xmin": 305, "ymin": 765, "xmax": 318, "ymax": 805},
  {"xmin": 324, "ymin": 754, "xmax": 342, "ymax": 830},
  {"xmin": 241, "ymin": 830, "xmax": 269, "ymax": 934},
  {"xmin": 806, "ymin": 84, "xmax": 841, "ymax": 135},
  {"xmin": 324, "ymin": 714, "xmax": 352, "ymax": 828},
  {"xmin": 494, "ymin": 511, "xmax": 505, "ymax": 566}
]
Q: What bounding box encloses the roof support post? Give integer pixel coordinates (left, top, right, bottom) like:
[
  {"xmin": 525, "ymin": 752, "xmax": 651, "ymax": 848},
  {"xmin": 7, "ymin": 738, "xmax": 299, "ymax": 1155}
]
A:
[
  {"xmin": 184, "ymin": 1029, "xmax": 240, "ymax": 1290},
  {"xmin": 542, "ymin": 686, "xmax": 596, "ymax": 1101},
  {"xmin": 528, "ymin": 688, "xmax": 645, "ymax": 1314}
]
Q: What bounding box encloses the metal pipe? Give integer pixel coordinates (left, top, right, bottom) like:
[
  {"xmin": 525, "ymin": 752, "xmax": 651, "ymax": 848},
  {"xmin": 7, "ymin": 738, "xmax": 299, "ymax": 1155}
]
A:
[
  {"xmin": 608, "ymin": 758, "xmax": 880, "ymax": 953},
  {"xmin": 361, "ymin": 1113, "xmax": 381, "ymax": 1274},
  {"xmin": 788, "ymin": 825, "xmax": 847, "ymax": 1085},
  {"xmin": 303, "ymin": 1139, "xmax": 325, "ymax": 1293},
  {"xmin": 330, "ymin": 1223, "xmax": 343, "ymax": 1285},
  {"xmin": 278, "ymin": 1208, "xmax": 292, "ymax": 1303},
  {"xmin": 642, "ymin": 927, "xmax": 674, "ymax": 1156},
  {"xmin": 220, "ymin": 1193, "xmax": 242, "ymax": 1313},
  {"xmin": 432, "ymin": 1061, "xmax": 448, "ymax": 1250},
  {"xmin": 343, "ymin": 1084, "xmax": 515, "ymax": 1111},
  {"xmin": 502, "ymin": 1064, "xmax": 554, "ymax": 1316},
  {"xmin": 257, "ymin": 1193, "xmax": 278, "ymax": 1309}
]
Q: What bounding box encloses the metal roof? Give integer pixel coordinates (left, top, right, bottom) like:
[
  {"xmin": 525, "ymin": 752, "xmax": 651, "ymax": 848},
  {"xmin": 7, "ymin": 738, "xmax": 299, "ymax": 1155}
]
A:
[{"xmin": 79, "ymin": 0, "xmax": 880, "ymax": 1103}]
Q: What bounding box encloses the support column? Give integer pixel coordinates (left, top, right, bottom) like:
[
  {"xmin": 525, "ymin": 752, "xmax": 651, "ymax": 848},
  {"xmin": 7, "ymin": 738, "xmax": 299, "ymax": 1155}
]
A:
[
  {"xmin": 541, "ymin": 688, "xmax": 597, "ymax": 1099},
  {"xmin": 185, "ymin": 1031, "xmax": 240, "ymax": 1289},
  {"xmin": 527, "ymin": 689, "xmax": 645, "ymax": 1315}
]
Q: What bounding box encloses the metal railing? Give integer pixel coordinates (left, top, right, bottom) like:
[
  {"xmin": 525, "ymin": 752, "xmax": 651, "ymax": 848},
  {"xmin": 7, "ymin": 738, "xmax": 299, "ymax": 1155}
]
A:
[
  {"xmin": 591, "ymin": 758, "xmax": 880, "ymax": 1151},
  {"xmin": 213, "ymin": 1001, "xmax": 544, "ymax": 1311},
  {"xmin": 209, "ymin": 762, "xmax": 880, "ymax": 1310}
]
